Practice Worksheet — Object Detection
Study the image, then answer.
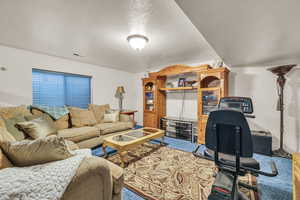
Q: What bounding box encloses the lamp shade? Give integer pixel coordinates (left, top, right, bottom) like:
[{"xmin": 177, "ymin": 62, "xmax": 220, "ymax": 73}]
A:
[
  {"xmin": 115, "ymin": 86, "xmax": 125, "ymax": 99},
  {"xmin": 116, "ymin": 86, "xmax": 125, "ymax": 94}
]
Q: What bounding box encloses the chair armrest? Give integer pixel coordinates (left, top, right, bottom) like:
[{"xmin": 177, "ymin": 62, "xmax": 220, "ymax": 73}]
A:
[
  {"xmin": 119, "ymin": 114, "xmax": 133, "ymax": 122},
  {"xmin": 106, "ymin": 160, "xmax": 124, "ymax": 194},
  {"xmin": 62, "ymin": 157, "xmax": 114, "ymax": 200}
]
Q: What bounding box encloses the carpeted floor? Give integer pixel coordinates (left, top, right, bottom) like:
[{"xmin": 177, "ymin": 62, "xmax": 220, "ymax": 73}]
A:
[{"xmin": 92, "ymin": 137, "xmax": 292, "ymax": 200}]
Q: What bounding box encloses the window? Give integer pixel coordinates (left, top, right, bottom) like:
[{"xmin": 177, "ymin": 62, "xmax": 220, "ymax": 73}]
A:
[{"xmin": 32, "ymin": 69, "xmax": 91, "ymax": 108}]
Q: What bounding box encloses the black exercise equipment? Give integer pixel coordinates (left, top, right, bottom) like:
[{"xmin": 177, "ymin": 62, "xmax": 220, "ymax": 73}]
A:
[
  {"xmin": 193, "ymin": 97, "xmax": 278, "ymax": 200},
  {"xmin": 219, "ymin": 96, "xmax": 272, "ymax": 156}
]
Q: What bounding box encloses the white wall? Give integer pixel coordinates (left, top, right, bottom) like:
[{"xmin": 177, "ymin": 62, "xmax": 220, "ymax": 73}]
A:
[
  {"xmin": 229, "ymin": 66, "xmax": 300, "ymax": 153},
  {"xmin": 0, "ymin": 45, "xmax": 137, "ymax": 109},
  {"xmin": 135, "ymin": 64, "xmax": 300, "ymax": 153}
]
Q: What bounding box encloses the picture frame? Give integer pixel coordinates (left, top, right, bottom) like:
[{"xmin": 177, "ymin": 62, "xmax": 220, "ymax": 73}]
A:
[{"xmin": 178, "ymin": 78, "xmax": 186, "ymax": 87}]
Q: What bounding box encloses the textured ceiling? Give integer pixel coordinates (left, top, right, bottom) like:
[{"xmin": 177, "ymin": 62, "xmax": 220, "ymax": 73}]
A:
[
  {"xmin": 0, "ymin": 0, "xmax": 219, "ymax": 72},
  {"xmin": 175, "ymin": 0, "xmax": 300, "ymax": 67}
]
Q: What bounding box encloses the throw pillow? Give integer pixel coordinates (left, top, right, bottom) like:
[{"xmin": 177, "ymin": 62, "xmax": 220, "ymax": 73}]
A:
[
  {"xmin": 0, "ymin": 127, "xmax": 16, "ymax": 142},
  {"xmin": 0, "ymin": 128, "xmax": 14, "ymax": 169},
  {"xmin": 54, "ymin": 114, "xmax": 70, "ymax": 130},
  {"xmin": 88, "ymin": 104, "xmax": 110, "ymax": 123},
  {"xmin": 4, "ymin": 116, "xmax": 27, "ymax": 140},
  {"xmin": 31, "ymin": 108, "xmax": 70, "ymax": 130},
  {"xmin": 0, "ymin": 135, "xmax": 73, "ymax": 167},
  {"xmin": 25, "ymin": 112, "xmax": 53, "ymax": 121},
  {"xmin": 69, "ymin": 107, "xmax": 97, "ymax": 127},
  {"xmin": 103, "ymin": 111, "xmax": 120, "ymax": 123},
  {"xmin": 0, "ymin": 148, "xmax": 13, "ymax": 169},
  {"xmin": 0, "ymin": 116, "xmax": 6, "ymax": 129},
  {"xmin": 16, "ymin": 115, "xmax": 57, "ymax": 139}
]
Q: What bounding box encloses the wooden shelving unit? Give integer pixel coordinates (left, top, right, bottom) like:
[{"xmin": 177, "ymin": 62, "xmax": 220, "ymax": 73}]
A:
[
  {"xmin": 142, "ymin": 64, "xmax": 229, "ymax": 145},
  {"xmin": 159, "ymin": 87, "xmax": 197, "ymax": 91}
]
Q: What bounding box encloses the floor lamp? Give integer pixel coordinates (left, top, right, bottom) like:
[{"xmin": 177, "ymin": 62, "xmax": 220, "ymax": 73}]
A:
[{"xmin": 268, "ymin": 64, "xmax": 296, "ymax": 159}]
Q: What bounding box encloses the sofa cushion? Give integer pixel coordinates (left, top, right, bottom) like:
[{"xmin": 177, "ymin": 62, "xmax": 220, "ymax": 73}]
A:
[
  {"xmin": 17, "ymin": 115, "xmax": 58, "ymax": 139},
  {"xmin": 0, "ymin": 116, "xmax": 6, "ymax": 129},
  {"xmin": 0, "ymin": 105, "xmax": 31, "ymax": 120},
  {"xmin": 0, "ymin": 136, "xmax": 73, "ymax": 167},
  {"xmin": 0, "ymin": 127, "xmax": 16, "ymax": 142},
  {"xmin": 0, "ymin": 128, "xmax": 14, "ymax": 169},
  {"xmin": 103, "ymin": 111, "xmax": 120, "ymax": 123},
  {"xmin": 88, "ymin": 104, "xmax": 110, "ymax": 123},
  {"xmin": 31, "ymin": 108, "xmax": 70, "ymax": 130},
  {"xmin": 95, "ymin": 122, "xmax": 134, "ymax": 135},
  {"xmin": 4, "ymin": 115, "xmax": 27, "ymax": 140},
  {"xmin": 58, "ymin": 127, "xmax": 99, "ymax": 142},
  {"xmin": 69, "ymin": 107, "xmax": 97, "ymax": 128}
]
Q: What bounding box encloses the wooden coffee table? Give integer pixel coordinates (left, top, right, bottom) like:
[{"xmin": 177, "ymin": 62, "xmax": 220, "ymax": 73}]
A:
[{"xmin": 102, "ymin": 127, "xmax": 165, "ymax": 167}]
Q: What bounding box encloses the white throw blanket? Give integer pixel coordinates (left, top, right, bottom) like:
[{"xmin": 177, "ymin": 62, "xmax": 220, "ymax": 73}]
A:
[{"xmin": 0, "ymin": 149, "xmax": 91, "ymax": 200}]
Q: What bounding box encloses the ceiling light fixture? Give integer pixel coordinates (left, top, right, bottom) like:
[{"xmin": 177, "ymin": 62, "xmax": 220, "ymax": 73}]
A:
[{"xmin": 127, "ymin": 34, "xmax": 149, "ymax": 51}]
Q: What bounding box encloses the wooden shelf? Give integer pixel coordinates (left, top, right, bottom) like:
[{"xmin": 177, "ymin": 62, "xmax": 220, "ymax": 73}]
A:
[
  {"xmin": 159, "ymin": 87, "xmax": 197, "ymax": 91},
  {"xmin": 199, "ymin": 87, "xmax": 220, "ymax": 91}
]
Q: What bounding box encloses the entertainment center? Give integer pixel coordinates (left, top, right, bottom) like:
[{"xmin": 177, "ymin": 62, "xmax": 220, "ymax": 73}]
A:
[{"xmin": 142, "ymin": 64, "xmax": 229, "ymax": 144}]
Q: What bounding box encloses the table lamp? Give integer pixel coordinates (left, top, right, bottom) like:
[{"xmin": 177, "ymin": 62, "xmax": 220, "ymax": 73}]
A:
[{"xmin": 115, "ymin": 86, "xmax": 125, "ymax": 111}]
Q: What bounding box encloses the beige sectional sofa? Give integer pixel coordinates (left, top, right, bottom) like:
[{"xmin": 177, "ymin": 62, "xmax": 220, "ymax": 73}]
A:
[
  {"xmin": 0, "ymin": 104, "xmax": 133, "ymax": 200},
  {"xmin": 57, "ymin": 121, "xmax": 134, "ymax": 149},
  {"xmin": 31, "ymin": 104, "xmax": 135, "ymax": 149}
]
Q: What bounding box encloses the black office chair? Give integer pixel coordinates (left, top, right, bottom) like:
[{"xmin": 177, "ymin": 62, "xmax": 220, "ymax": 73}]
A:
[{"xmin": 193, "ymin": 109, "xmax": 278, "ymax": 200}]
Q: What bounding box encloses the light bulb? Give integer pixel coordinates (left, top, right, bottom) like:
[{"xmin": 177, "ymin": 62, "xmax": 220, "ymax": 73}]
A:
[{"xmin": 127, "ymin": 34, "xmax": 149, "ymax": 51}]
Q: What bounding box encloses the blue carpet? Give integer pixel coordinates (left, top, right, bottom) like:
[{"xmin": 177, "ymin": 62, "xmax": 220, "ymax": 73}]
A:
[{"xmin": 92, "ymin": 137, "xmax": 292, "ymax": 200}]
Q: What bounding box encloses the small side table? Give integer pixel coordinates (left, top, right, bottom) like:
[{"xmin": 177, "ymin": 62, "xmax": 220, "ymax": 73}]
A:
[{"xmin": 120, "ymin": 110, "xmax": 138, "ymax": 121}]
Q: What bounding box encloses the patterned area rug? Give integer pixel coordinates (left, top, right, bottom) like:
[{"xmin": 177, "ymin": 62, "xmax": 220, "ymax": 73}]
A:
[{"xmin": 106, "ymin": 143, "xmax": 258, "ymax": 200}]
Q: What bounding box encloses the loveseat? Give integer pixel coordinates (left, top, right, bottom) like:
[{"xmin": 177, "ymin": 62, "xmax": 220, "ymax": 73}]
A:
[{"xmin": 0, "ymin": 104, "xmax": 131, "ymax": 200}]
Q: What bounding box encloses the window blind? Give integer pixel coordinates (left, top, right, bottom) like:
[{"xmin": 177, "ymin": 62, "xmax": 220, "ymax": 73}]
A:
[{"xmin": 32, "ymin": 69, "xmax": 91, "ymax": 108}]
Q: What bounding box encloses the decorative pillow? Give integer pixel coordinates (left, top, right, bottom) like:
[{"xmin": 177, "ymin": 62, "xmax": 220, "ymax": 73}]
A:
[
  {"xmin": 31, "ymin": 108, "xmax": 70, "ymax": 130},
  {"xmin": 54, "ymin": 114, "xmax": 70, "ymax": 130},
  {"xmin": 25, "ymin": 112, "xmax": 53, "ymax": 121},
  {"xmin": 103, "ymin": 111, "xmax": 120, "ymax": 123},
  {"xmin": 88, "ymin": 104, "xmax": 110, "ymax": 123},
  {"xmin": 0, "ymin": 127, "xmax": 16, "ymax": 142},
  {"xmin": 17, "ymin": 115, "xmax": 57, "ymax": 139},
  {"xmin": 0, "ymin": 148, "xmax": 13, "ymax": 169},
  {"xmin": 4, "ymin": 116, "xmax": 27, "ymax": 140},
  {"xmin": 0, "ymin": 136, "xmax": 73, "ymax": 167},
  {"xmin": 69, "ymin": 107, "xmax": 97, "ymax": 127},
  {"xmin": 0, "ymin": 128, "xmax": 15, "ymax": 169},
  {"xmin": 0, "ymin": 116, "xmax": 6, "ymax": 129},
  {"xmin": 106, "ymin": 109, "xmax": 117, "ymax": 114}
]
